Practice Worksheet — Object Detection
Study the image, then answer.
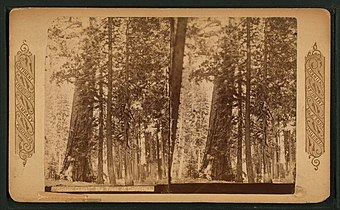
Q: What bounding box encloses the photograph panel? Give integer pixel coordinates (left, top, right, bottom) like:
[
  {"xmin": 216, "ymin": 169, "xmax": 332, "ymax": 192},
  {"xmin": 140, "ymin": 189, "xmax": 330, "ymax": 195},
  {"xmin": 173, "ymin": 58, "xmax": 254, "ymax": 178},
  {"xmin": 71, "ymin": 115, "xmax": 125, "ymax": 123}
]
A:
[
  {"xmin": 45, "ymin": 16, "xmax": 296, "ymax": 194},
  {"xmin": 45, "ymin": 17, "xmax": 171, "ymax": 189}
]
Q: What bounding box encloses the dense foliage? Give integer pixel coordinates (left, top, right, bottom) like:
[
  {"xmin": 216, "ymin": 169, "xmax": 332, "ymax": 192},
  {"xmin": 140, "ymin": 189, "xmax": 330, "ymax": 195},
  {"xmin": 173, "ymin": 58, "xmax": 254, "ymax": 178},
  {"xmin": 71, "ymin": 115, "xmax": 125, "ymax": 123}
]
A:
[{"xmin": 45, "ymin": 17, "xmax": 296, "ymax": 185}]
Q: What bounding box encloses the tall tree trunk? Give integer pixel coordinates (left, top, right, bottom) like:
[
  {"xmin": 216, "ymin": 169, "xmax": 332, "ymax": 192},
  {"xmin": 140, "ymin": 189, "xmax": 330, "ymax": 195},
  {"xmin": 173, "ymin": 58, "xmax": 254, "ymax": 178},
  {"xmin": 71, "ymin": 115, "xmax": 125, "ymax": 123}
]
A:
[
  {"xmin": 245, "ymin": 17, "xmax": 255, "ymax": 183},
  {"xmin": 201, "ymin": 77, "xmax": 234, "ymax": 181},
  {"xmin": 168, "ymin": 17, "xmax": 188, "ymax": 190},
  {"xmin": 97, "ymin": 68, "xmax": 104, "ymax": 184},
  {"xmin": 262, "ymin": 20, "xmax": 270, "ymax": 181},
  {"xmin": 262, "ymin": 18, "xmax": 269, "ymax": 181},
  {"xmin": 236, "ymin": 66, "xmax": 243, "ymax": 183},
  {"xmin": 62, "ymin": 18, "xmax": 98, "ymax": 182},
  {"xmin": 123, "ymin": 18, "xmax": 133, "ymax": 186},
  {"xmin": 62, "ymin": 79, "xmax": 94, "ymax": 182},
  {"xmin": 106, "ymin": 17, "xmax": 116, "ymax": 185}
]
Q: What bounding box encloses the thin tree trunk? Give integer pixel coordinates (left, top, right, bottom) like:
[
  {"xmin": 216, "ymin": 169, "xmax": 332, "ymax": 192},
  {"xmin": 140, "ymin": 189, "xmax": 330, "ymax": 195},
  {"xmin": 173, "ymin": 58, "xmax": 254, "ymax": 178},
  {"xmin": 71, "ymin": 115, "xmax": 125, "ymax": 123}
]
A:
[
  {"xmin": 284, "ymin": 130, "xmax": 293, "ymax": 179},
  {"xmin": 156, "ymin": 123, "xmax": 162, "ymax": 180},
  {"xmin": 151, "ymin": 135, "xmax": 157, "ymax": 181},
  {"xmin": 132, "ymin": 132, "xmax": 138, "ymax": 181},
  {"xmin": 288, "ymin": 130, "xmax": 293, "ymax": 180},
  {"xmin": 97, "ymin": 68, "xmax": 104, "ymax": 184},
  {"xmin": 145, "ymin": 130, "xmax": 151, "ymax": 180},
  {"xmin": 262, "ymin": 18, "xmax": 269, "ymax": 181},
  {"xmin": 245, "ymin": 17, "xmax": 255, "ymax": 183},
  {"xmin": 168, "ymin": 17, "xmax": 175, "ymax": 192},
  {"xmin": 168, "ymin": 17, "xmax": 188, "ymax": 191},
  {"xmin": 123, "ymin": 17, "xmax": 134, "ymax": 186},
  {"xmin": 161, "ymin": 121, "xmax": 168, "ymax": 178},
  {"xmin": 236, "ymin": 66, "xmax": 243, "ymax": 183},
  {"xmin": 277, "ymin": 119, "xmax": 282, "ymax": 179},
  {"xmin": 95, "ymin": 18, "xmax": 104, "ymax": 182},
  {"xmin": 136, "ymin": 122, "xmax": 141, "ymax": 182},
  {"xmin": 273, "ymin": 127, "xmax": 278, "ymax": 179},
  {"xmin": 106, "ymin": 17, "xmax": 116, "ymax": 185},
  {"xmin": 117, "ymin": 143, "xmax": 122, "ymax": 179}
]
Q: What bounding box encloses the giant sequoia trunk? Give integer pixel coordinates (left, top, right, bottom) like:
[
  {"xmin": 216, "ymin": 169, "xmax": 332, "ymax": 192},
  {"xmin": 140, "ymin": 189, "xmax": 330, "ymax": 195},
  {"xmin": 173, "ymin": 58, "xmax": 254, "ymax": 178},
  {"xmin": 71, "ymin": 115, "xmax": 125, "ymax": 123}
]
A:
[
  {"xmin": 168, "ymin": 17, "xmax": 188, "ymax": 187},
  {"xmin": 62, "ymin": 79, "xmax": 94, "ymax": 182},
  {"xmin": 201, "ymin": 77, "xmax": 234, "ymax": 181},
  {"xmin": 62, "ymin": 18, "xmax": 98, "ymax": 183}
]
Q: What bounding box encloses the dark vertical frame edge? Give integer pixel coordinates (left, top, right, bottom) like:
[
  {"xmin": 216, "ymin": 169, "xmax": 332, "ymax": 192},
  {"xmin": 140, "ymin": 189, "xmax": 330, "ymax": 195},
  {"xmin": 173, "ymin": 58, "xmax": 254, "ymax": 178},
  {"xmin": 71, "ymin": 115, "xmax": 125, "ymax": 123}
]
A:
[
  {"xmin": 0, "ymin": 0, "xmax": 8, "ymax": 210},
  {"xmin": 334, "ymin": 7, "xmax": 340, "ymax": 210}
]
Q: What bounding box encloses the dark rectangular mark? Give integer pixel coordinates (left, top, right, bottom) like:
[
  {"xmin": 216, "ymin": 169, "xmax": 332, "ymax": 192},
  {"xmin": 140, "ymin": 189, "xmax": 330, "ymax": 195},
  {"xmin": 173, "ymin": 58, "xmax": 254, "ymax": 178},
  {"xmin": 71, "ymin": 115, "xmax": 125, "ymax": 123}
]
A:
[{"xmin": 154, "ymin": 183, "xmax": 295, "ymax": 194}]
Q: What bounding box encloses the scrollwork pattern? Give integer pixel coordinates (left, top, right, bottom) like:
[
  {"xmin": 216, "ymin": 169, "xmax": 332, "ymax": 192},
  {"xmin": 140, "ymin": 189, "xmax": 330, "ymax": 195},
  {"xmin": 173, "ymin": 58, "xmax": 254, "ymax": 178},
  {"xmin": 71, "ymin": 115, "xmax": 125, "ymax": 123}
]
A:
[
  {"xmin": 305, "ymin": 43, "xmax": 325, "ymax": 171},
  {"xmin": 15, "ymin": 40, "xmax": 35, "ymax": 166}
]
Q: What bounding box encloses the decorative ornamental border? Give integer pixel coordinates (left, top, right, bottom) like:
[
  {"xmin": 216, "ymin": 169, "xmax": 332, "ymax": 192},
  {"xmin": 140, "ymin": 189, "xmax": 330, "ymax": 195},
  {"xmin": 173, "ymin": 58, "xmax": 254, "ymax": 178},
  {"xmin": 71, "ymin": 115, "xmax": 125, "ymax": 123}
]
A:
[
  {"xmin": 15, "ymin": 40, "xmax": 35, "ymax": 166},
  {"xmin": 305, "ymin": 43, "xmax": 325, "ymax": 171}
]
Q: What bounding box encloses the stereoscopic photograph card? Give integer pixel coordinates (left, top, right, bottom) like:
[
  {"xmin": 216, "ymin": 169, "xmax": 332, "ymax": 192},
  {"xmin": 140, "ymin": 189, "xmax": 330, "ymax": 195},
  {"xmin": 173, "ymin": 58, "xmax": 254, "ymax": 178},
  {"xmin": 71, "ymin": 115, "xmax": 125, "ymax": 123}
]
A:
[{"xmin": 8, "ymin": 8, "xmax": 330, "ymax": 203}]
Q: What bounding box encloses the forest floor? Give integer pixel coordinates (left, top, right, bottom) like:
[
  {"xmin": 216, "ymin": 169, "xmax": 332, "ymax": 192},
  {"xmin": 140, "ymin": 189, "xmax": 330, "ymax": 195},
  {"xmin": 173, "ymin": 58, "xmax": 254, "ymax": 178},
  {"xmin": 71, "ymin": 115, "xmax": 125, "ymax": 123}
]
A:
[
  {"xmin": 46, "ymin": 177, "xmax": 292, "ymax": 187},
  {"xmin": 46, "ymin": 178, "xmax": 295, "ymax": 194},
  {"xmin": 46, "ymin": 178, "xmax": 244, "ymax": 188}
]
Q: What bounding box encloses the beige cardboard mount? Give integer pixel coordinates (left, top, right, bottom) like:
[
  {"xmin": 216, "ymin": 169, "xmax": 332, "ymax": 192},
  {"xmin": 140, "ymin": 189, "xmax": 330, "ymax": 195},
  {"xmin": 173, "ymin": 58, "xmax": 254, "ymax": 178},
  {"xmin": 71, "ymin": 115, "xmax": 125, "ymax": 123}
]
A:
[{"xmin": 9, "ymin": 8, "xmax": 330, "ymax": 203}]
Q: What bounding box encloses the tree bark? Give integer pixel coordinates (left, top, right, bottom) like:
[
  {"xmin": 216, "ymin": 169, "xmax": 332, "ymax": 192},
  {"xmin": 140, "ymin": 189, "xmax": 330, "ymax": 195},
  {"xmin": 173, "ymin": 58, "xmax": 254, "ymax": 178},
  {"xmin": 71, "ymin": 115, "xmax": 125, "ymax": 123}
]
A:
[
  {"xmin": 97, "ymin": 67, "xmax": 104, "ymax": 184},
  {"xmin": 288, "ymin": 130, "xmax": 293, "ymax": 180},
  {"xmin": 201, "ymin": 77, "xmax": 234, "ymax": 181},
  {"xmin": 273, "ymin": 126, "xmax": 278, "ymax": 179},
  {"xmin": 236, "ymin": 66, "xmax": 243, "ymax": 183},
  {"xmin": 161, "ymin": 120, "xmax": 169, "ymax": 178},
  {"xmin": 145, "ymin": 130, "xmax": 152, "ymax": 180},
  {"xmin": 62, "ymin": 79, "xmax": 94, "ymax": 182},
  {"xmin": 168, "ymin": 17, "xmax": 188, "ymax": 191},
  {"xmin": 106, "ymin": 17, "xmax": 116, "ymax": 185},
  {"xmin": 62, "ymin": 18, "xmax": 98, "ymax": 183},
  {"xmin": 156, "ymin": 123, "xmax": 163, "ymax": 180},
  {"xmin": 117, "ymin": 143, "xmax": 123, "ymax": 179},
  {"xmin": 245, "ymin": 17, "xmax": 255, "ymax": 183},
  {"xmin": 123, "ymin": 18, "xmax": 134, "ymax": 186},
  {"xmin": 136, "ymin": 122, "xmax": 141, "ymax": 182},
  {"xmin": 262, "ymin": 18, "xmax": 269, "ymax": 181},
  {"xmin": 284, "ymin": 130, "xmax": 293, "ymax": 178}
]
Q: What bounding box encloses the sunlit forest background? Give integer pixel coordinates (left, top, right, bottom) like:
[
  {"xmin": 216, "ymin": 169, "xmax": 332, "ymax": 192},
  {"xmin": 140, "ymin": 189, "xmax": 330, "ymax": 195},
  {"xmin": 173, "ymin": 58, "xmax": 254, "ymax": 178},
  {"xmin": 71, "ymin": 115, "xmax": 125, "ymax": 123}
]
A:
[{"xmin": 45, "ymin": 17, "xmax": 297, "ymax": 186}]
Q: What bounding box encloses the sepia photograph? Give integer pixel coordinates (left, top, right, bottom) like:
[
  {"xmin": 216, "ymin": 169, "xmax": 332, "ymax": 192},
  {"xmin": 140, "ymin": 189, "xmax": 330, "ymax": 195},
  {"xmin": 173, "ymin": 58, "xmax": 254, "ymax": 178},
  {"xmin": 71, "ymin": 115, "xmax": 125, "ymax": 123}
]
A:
[
  {"xmin": 44, "ymin": 16, "xmax": 297, "ymax": 193},
  {"xmin": 8, "ymin": 8, "xmax": 330, "ymax": 202}
]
